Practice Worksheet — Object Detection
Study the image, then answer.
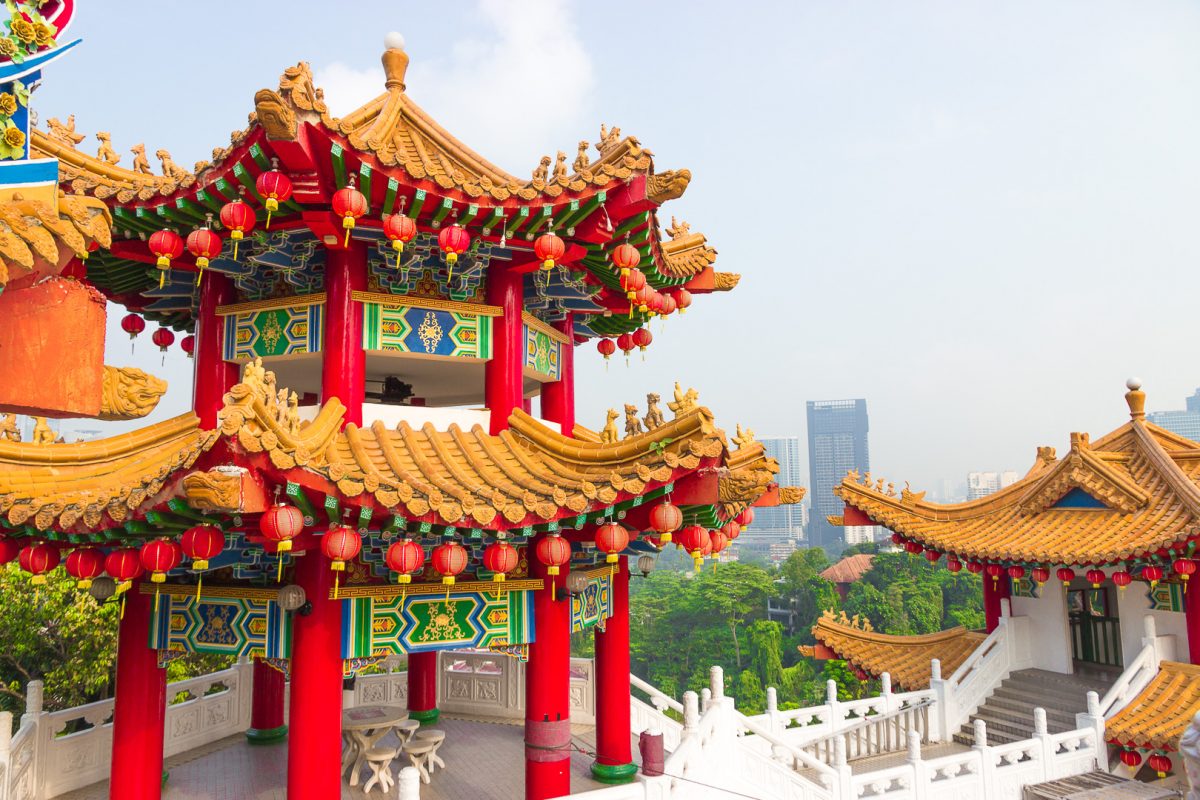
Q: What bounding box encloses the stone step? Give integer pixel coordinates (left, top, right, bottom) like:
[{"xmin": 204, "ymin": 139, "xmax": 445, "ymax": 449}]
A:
[
  {"xmin": 966, "ymin": 702, "xmax": 1078, "ymax": 732},
  {"xmin": 959, "ymin": 711, "xmax": 1036, "ymax": 742},
  {"xmin": 990, "ymin": 684, "xmax": 1094, "ymax": 713},
  {"xmin": 952, "ymin": 725, "xmax": 1026, "ymax": 747},
  {"xmin": 1008, "ymin": 669, "xmax": 1113, "ymax": 697}
]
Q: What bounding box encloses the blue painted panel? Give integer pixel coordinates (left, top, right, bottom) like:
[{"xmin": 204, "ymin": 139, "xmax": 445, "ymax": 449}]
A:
[{"xmin": 1053, "ymin": 487, "xmax": 1108, "ymax": 509}]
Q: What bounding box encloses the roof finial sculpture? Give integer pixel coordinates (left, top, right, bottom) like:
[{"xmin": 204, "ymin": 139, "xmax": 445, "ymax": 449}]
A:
[
  {"xmin": 382, "ymin": 32, "xmax": 409, "ymax": 92},
  {"xmin": 1125, "ymin": 377, "xmax": 1146, "ymax": 421}
]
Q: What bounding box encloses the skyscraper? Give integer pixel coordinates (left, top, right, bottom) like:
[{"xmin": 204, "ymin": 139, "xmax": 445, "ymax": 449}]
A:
[
  {"xmin": 806, "ymin": 399, "xmax": 870, "ymax": 550},
  {"xmin": 966, "ymin": 471, "xmax": 1020, "ymax": 500},
  {"xmin": 747, "ymin": 436, "xmax": 804, "ymax": 545},
  {"xmin": 1148, "ymin": 388, "xmax": 1200, "ymax": 442}
]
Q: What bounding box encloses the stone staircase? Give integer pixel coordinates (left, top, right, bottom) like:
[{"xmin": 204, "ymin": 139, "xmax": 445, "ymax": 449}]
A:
[{"xmin": 953, "ymin": 668, "xmax": 1114, "ymax": 746}]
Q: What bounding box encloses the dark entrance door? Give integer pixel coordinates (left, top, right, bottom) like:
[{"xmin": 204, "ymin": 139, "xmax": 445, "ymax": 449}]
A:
[{"xmin": 1068, "ymin": 586, "xmax": 1122, "ymax": 666}]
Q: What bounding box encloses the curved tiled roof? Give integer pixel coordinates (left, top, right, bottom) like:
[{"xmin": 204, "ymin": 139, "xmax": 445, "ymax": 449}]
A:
[
  {"xmin": 834, "ymin": 389, "xmax": 1200, "ymax": 566},
  {"xmin": 800, "ymin": 612, "xmax": 985, "ymax": 691},
  {"xmin": 1106, "ymin": 661, "xmax": 1200, "ymax": 751},
  {"xmin": 819, "ymin": 553, "xmax": 876, "ymax": 584}
]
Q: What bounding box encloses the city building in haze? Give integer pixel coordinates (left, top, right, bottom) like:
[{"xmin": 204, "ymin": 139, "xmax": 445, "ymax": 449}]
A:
[
  {"xmin": 748, "ymin": 436, "xmax": 805, "ymax": 544},
  {"xmin": 1148, "ymin": 388, "xmax": 1200, "ymax": 441},
  {"xmin": 966, "ymin": 470, "xmax": 1020, "ymax": 500},
  {"xmin": 806, "ymin": 398, "xmax": 870, "ymax": 550}
]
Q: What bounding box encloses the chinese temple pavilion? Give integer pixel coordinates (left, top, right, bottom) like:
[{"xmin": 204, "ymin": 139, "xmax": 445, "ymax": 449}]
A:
[
  {"xmin": 823, "ymin": 380, "xmax": 1200, "ymax": 774},
  {"xmin": 0, "ymin": 11, "xmax": 799, "ymax": 800}
]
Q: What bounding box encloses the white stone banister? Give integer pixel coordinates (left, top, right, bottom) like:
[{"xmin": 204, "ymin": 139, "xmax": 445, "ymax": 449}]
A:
[
  {"xmin": 630, "ymin": 672, "xmax": 683, "ymax": 714},
  {"xmin": 931, "ymin": 615, "xmax": 1034, "ymax": 738},
  {"xmin": 1096, "ymin": 616, "xmax": 1164, "ymax": 720}
]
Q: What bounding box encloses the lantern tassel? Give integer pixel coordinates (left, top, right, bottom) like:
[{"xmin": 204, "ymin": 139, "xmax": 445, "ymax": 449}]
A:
[
  {"xmin": 159, "ymin": 269, "xmax": 166, "ymax": 289},
  {"xmin": 334, "ymin": 572, "xmax": 340, "ymax": 600},
  {"xmin": 277, "ymin": 555, "xmax": 284, "ymax": 583},
  {"xmin": 344, "ymin": 228, "xmax": 351, "ymax": 248},
  {"xmin": 195, "ymin": 266, "xmax": 203, "ymax": 287},
  {"xmin": 196, "ymin": 572, "xmax": 202, "ymax": 601},
  {"xmin": 155, "ymin": 585, "xmax": 160, "ymax": 614},
  {"xmin": 233, "ymin": 239, "xmax": 239, "ymax": 261},
  {"xmin": 266, "ymin": 208, "xmax": 273, "ymax": 229}
]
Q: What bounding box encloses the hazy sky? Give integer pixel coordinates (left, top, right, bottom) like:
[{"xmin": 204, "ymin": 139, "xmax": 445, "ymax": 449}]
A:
[{"xmin": 36, "ymin": 0, "xmax": 1200, "ymax": 495}]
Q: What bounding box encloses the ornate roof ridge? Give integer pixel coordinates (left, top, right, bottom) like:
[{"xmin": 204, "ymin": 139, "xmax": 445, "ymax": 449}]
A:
[
  {"xmin": 814, "ymin": 613, "xmax": 979, "ymax": 646},
  {"xmin": 1130, "ymin": 419, "xmax": 1200, "ymax": 519}
]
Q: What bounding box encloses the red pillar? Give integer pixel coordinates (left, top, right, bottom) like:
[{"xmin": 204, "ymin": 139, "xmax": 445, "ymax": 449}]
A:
[
  {"xmin": 485, "ymin": 265, "xmax": 524, "ymax": 434},
  {"xmin": 525, "ymin": 534, "xmax": 572, "ymax": 800},
  {"xmin": 286, "ymin": 543, "xmax": 343, "ymax": 800},
  {"xmin": 323, "ymin": 242, "xmax": 368, "ymax": 426},
  {"xmin": 109, "ymin": 584, "xmax": 167, "ymax": 800},
  {"xmin": 592, "ymin": 557, "xmax": 636, "ymax": 782},
  {"xmin": 983, "ymin": 575, "xmax": 1010, "ymax": 633},
  {"xmin": 407, "ymin": 651, "xmax": 440, "ymax": 724},
  {"xmin": 192, "ymin": 273, "xmax": 239, "ymax": 429},
  {"xmin": 245, "ymin": 658, "xmax": 288, "ymax": 743},
  {"xmin": 1187, "ymin": 581, "xmax": 1200, "ymax": 664},
  {"xmin": 540, "ymin": 313, "xmax": 575, "ymax": 436}
]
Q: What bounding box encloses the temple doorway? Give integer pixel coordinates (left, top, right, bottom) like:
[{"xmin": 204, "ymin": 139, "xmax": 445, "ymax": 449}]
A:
[{"xmin": 1068, "ymin": 586, "xmax": 1122, "ymax": 667}]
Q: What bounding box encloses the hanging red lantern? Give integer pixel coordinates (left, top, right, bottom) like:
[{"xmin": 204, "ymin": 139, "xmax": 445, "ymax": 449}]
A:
[
  {"xmin": 148, "ymin": 228, "xmax": 183, "ymax": 289},
  {"xmin": 64, "ymin": 548, "xmax": 105, "ymax": 590},
  {"xmin": 735, "ymin": 508, "xmax": 755, "ymax": 528},
  {"xmin": 121, "ymin": 313, "xmax": 145, "ymax": 342},
  {"xmin": 534, "ymin": 533, "xmax": 571, "ymax": 577},
  {"xmin": 152, "ymin": 327, "xmax": 174, "ymax": 353},
  {"xmin": 0, "ymin": 535, "xmax": 17, "ymax": 565},
  {"xmin": 659, "ymin": 293, "xmax": 677, "ymax": 318},
  {"xmin": 675, "ymin": 288, "xmax": 692, "ymax": 314},
  {"xmin": 181, "ymin": 525, "xmax": 224, "ymax": 571},
  {"xmin": 1148, "ymin": 753, "xmax": 1171, "ymax": 778},
  {"xmin": 483, "ymin": 541, "xmax": 519, "ymax": 583},
  {"xmin": 1057, "ymin": 567, "xmax": 1075, "ymax": 585},
  {"xmin": 383, "ymin": 213, "xmax": 418, "ymax": 262},
  {"xmin": 1032, "ymin": 567, "xmax": 1050, "ymax": 585},
  {"xmin": 105, "ymin": 548, "xmax": 144, "ymax": 592},
  {"xmin": 1119, "ymin": 748, "xmax": 1142, "ymax": 768},
  {"xmin": 985, "ymin": 563, "xmax": 1004, "ymax": 585},
  {"xmin": 721, "ymin": 520, "xmax": 741, "ymax": 540},
  {"xmin": 322, "ymin": 525, "xmax": 362, "ymax": 598},
  {"xmin": 332, "ymin": 178, "xmax": 368, "ymax": 247},
  {"xmin": 218, "ymin": 194, "xmax": 256, "ymax": 259},
  {"xmin": 180, "ymin": 334, "xmax": 195, "ymax": 358},
  {"xmin": 255, "ymin": 165, "xmax": 293, "ymax": 228},
  {"xmin": 1175, "ymin": 558, "xmax": 1197, "ymax": 581},
  {"xmin": 534, "ymin": 232, "xmax": 566, "ymax": 271},
  {"xmin": 595, "ymin": 522, "xmax": 630, "ymax": 564},
  {"xmin": 645, "ymin": 292, "xmax": 664, "ymax": 316},
  {"xmin": 1112, "ymin": 570, "xmax": 1132, "ymax": 589},
  {"xmin": 140, "ymin": 538, "xmax": 181, "ymax": 584},
  {"xmin": 891, "ymin": 532, "xmax": 905, "ymax": 546},
  {"xmin": 386, "ymin": 539, "xmax": 425, "ymax": 584},
  {"xmin": 616, "ymin": 332, "xmax": 635, "ymax": 362},
  {"xmin": 967, "ymin": 561, "xmax": 984, "ymax": 575},
  {"xmin": 185, "ymin": 224, "xmax": 222, "ymax": 286},
  {"xmin": 1007, "ymin": 565, "xmax": 1026, "ymax": 580},
  {"xmin": 1141, "ymin": 564, "xmax": 1163, "ymax": 587},
  {"xmin": 649, "ymin": 501, "xmax": 682, "ymax": 545},
  {"xmin": 676, "ymin": 524, "xmax": 709, "ymax": 570},
  {"xmin": 924, "ymin": 550, "xmax": 941, "ymax": 563},
  {"xmin": 597, "ymin": 338, "xmax": 616, "ymax": 362},
  {"xmin": 259, "ymin": 502, "xmax": 305, "ymax": 581},
  {"xmin": 946, "ymin": 558, "xmax": 963, "ymax": 573},
  {"xmin": 632, "ymin": 285, "xmax": 654, "ymax": 314},
  {"xmin": 905, "ymin": 540, "xmax": 924, "ymax": 555},
  {"xmin": 18, "ymin": 543, "xmax": 59, "ymax": 585},
  {"xmin": 611, "ymin": 242, "xmax": 640, "ymax": 276},
  {"xmin": 1086, "ymin": 569, "xmax": 1106, "ymax": 588},
  {"xmin": 437, "ymin": 224, "xmax": 471, "ymax": 279},
  {"xmin": 622, "ymin": 267, "xmax": 646, "ymax": 298},
  {"xmin": 709, "ymin": 529, "xmax": 730, "ymax": 556},
  {"xmin": 431, "ymin": 541, "xmax": 469, "ymax": 587},
  {"xmin": 632, "ymin": 327, "xmax": 652, "ymax": 356}
]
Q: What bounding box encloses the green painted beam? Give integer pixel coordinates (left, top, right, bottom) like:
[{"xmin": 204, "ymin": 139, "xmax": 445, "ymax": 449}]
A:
[
  {"xmin": 408, "ymin": 189, "xmax": 426, "ymax": 219},
  {"xmin": 248, "ymin": 143, "xmax": 272, "ymax": 171},
  {"xmin": 144, "ymin": 511, "xmax": 191, "ymax": 530},
  {"xmin": 215, "ymin": 177, "xmax": 244, "ymax": 203},
  {"xmin": 556, "ymin": 190, "xmax": 605, "ymax": 233},
  {"xmin": 174, "ymin": 198, "xmax": 209, "ymax": 225},
  {"xmin": 115, "ymin": 207, "xmax": 157, "ymax": 233},
  {"xmin": 359, "ymin": 163, "xmax": 372, "ymax": 213},
  {"xmin": 330, "ymin": 143, "xmax": 347, "ymax": 189},
  {"xmin": 504, "ymin": 206, "xmax": 531, "ymax": 239},
  {"xmin": 431, "ymin": 197, "xmax": 454, "ymax": 227},
  {"xmin": 382, "ymin": 178, "xmax": 399, "ymax": 217},
  {"xmin": 195, "ymin": 189, "xmax": 226, "ymax": 216},
  {"xmin": 286, "ymin": 482, "xmax": 318, "ymax": 526},
  {"xmin": 483, "ymin": 207, "xmax": 507, "ymax": 233},
  {"xmin": 232, "ymin": 163, "xmax": 259, "ymax": 198},
  {"xmin": 357, "ymin": 506, "xmax": 373, "ymax": 531},
  {"xmin": 613, "ymin": 211, "xmax": 649, "ymax": 240},
  {"xmin": 459, "ymin": 203, "xmax": 480, "ymax": 227},
  {"xmin": 323, "ymin": 494, "xmax": 341, "ymax": 526},
  {"xmin": 124, "ymin": 520, "xmax": 151, "ymax": 536},
  {"xmin": 525, "ymin": 205, "xmax": 554, "ymax": 237}
]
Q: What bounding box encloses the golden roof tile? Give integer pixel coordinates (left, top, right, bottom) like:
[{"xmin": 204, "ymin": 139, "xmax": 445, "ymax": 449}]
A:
[
  {"xmin": 819, "ymin": 553, "xmax": 876, "ymax": 584},
  {"xmin": 0, "ymin": 186, "xmax": 111, "ymax": 289},
  {"xmin": 804, "ymin": 611, "xmax": 986, "ymax": 691},
  {"xmin": 1105, "ymin": 661, "xmax": 1200, "ymax": 751},
  {"xmin": 660, "ymin": 218, "xmax": 716, "ymax": 279}
]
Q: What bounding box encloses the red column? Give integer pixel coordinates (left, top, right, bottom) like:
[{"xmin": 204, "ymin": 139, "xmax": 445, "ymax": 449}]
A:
[
  {"xmin": 485, "ymin": 265, "xmax": 524, "ymax": 434},
  {"xmin": 407, "ymin": 651, "xmax": 440, "ymax": 724},
  {"xmin": 983, "ymin": 575, "xmax": 1010, "ymax": 633},
  {"xmin": 525, "ymin": 534, "xmax": 572, "ymax": 800},
  {"xmin": 1187, "ymin": 581, "xmax": 1200, "ymax": 664},
  {"xmin": 109, "ymin": 584, "xmax": 167, "ymax": 800},
  {"xmin": 245, "ymin": 658, "xmax": 288, "ymax": 743},
  {"xmin": 192, "ymin": 273, "xmax": 239, "ymax": 428},
  {"xmin": 287, "ymin": 543, "xmax": 343, "ymax": 800},
  {"xmin": 540, "ymin": 313, "xmax": 575, "ymax": 436},
  {"xmin": 323, "ymin": 242, "xmax": 368, "ymax": 426},
  {"xmin": 592, "ymin": 557, "xmax": 636, "ymax": 782}
]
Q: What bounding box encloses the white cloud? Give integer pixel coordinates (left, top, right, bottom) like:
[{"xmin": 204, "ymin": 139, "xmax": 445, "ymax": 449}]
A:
[{"xmin": 314, "ymin": 0, "xmax": 594, "ymax": 176}]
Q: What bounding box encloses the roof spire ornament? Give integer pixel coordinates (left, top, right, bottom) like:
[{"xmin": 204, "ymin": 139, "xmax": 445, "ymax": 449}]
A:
[
  {"xmin": 1125, "ymin": 377, "xmax": 1145, "ymax": 421},
  {"xmin": 382, "ymin": 32, "xmax": 409, "ymax": 92}
]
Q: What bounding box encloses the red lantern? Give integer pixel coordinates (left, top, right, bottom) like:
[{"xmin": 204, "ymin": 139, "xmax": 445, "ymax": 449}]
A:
[
  {"xmin": 218, "ymin": 196, "xmax": 255, "ymax": 259},
  {"xmin": 386, "ymin": 539, "xmax": 425, "ymax": 584},
  {"xmin": 332, "ymin": 179, "xmax": 368, "ymax": 247},
  {"xmin": 431, "ymin": 541, "xmax": 469, "ymax": 587},
  {"xmin": 709, "ymin": 529, "xmax": 730, "ymax": 556},
  {"xmin": 483, "ymin": 541, "xmax": 519, "ymax": 583},
  {"xmin": 1032, "ymin": 567, "xmax": 1050, "ymax": 585},
  {"xmin": 616, "ymin": 333, "xmax": 635, "ymax": 360},
  {"xmin": 1057, "ymin": 567, "xmax": 1075, "ymax": 585},
  {"xmin": 967, "ymin": 561, "xmax": 984, "ymax": 574},
  {"xmin": 985, "ymin": 563, "xmax": 1004, "ymax": 585},
  {"xmin": 0, "ymin": 535, "xmax": 17, "ymax": 565},
  {"xmin": 1148, "ymin": 753, "xmax": 1171, "ymax": 778},
  {"xmin": 185, "ymin": 226, "xmax": 222, "ymax": 286},
  {"xmin": 891, "ymin": 532, "xmax": 905, "ymax": 546},
  {"xmin": 322, "ymin": 525, "xmax": 362, "ymax": 598},
  {"xmin": 611, "ymin": 242, "xmax": 640, "ymax": 276},
  {"xmin": 1112, "ymin": 570, "xmax": 1132, "ymax": 589},
  {"xmin": 104, "ymin": 548, "xmax": 144, "ymax": 592},
  {"xmin": 595, "ymin": 522, "xmax": 630, "ymax": 564},
  {"xmin": 534, "ymin": 533, "xmax": 571, "ymax": 577},
  {"xmin": 632, "ymin": 285, "xmax": 654, "ymax": 314},
  {"xmin": 1120, "ymin": 748, "xmax": 1142, "ymax": 768},
  {"xmin": 534, "ymin": 232, "xmax": 566, "ymax": 271},
  {"xmin": 735, "ymin": 508, "xmax": 755, "ymax": 528},
  {"xmin": 437, "ymin": 224, "xmax": 471, "ymax": 279},
  {"xmin": 152, "ymin": 327, "xmax": 174, "ymax": 353},
  {"xmin": 260, "ymin": 502, "xmax": 305, "ymax": 581},
  {"xmin": 148, "ymin": 228, "xmax": 183, "ymax": 288},
  {"xmin": 659, "ymin": 293, "xmax": 677, "ymax": 317},
  {"xmin": 1141, "ymin": 564, "xmax": 1163, "ymax": 587},
  {"xmin": 140, "ymin": 538, "xmax": 181, "ymax": 583},
  {"xmin": 597, "ymin": 338, "xmax": 616, "ymax": 362},
  {"xmin": 121, "ymin": 313, "xmax": 145, "ymax": 342},
  {"xmin": 721, "ymin": 520, "xmax": 741, "ymax": 540},
  {"xmin": 180, "ymin": 334, "xmax": 195, "ymax": 358},
  {"xmin": 383, "ymin": 213, "xmax": 418, "ymax": 261},
  {"xmin": 1086, "ymin": 569, "xmax": 1106, "ymax": 588},
  {"xmin": 1175, "ymin": 558, "xmax": 1197, "ymax": 582},
  {"xmin": 905, "ymin": 541, "xmax": 924, "ymax": 555},
  {"xmin": 181, "ymin": 525, "xmax": 224, "ymax": 571},
  {"xmin": 64, "ymin": 548, "xmax": 105, "ymax": 590},
  {"xmin": 622, "ymin": 267, "xmax": 646, "ymax": 298},
  {"xmin": 650, "ymin": 501, "xmax": 682, "ymax": 545},
  {"xmin": 645, "ymin": 292, "xmax": 664, "ymax": 316},
  {"xmin": 18, "ymin": 543, "xmax": 59, "ymax": 585},
  {"xmin": 675, "ymin": 288, "xmax": 693, "ymax": 314},
  {"xmin": 1007, "ymin": 565, "xmax": 1025, "ymax": 580},
  {"xmin": 947, "ymin": 558, "xmax": 963, "ymax": 573},
  {"xmin": 924, "ymin": 550, "xmax": 941, "ymax": 563},
  {"xmin": 676, "ymin": 524, "xmax": 709, "ymax": 569},
  {"xmin": 255, "ymin": 166, "xmax": 293, "ymax": 227},
  {"xmin": 632, "ymin": 327, "xmax": 653, "ymax": 354}
]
